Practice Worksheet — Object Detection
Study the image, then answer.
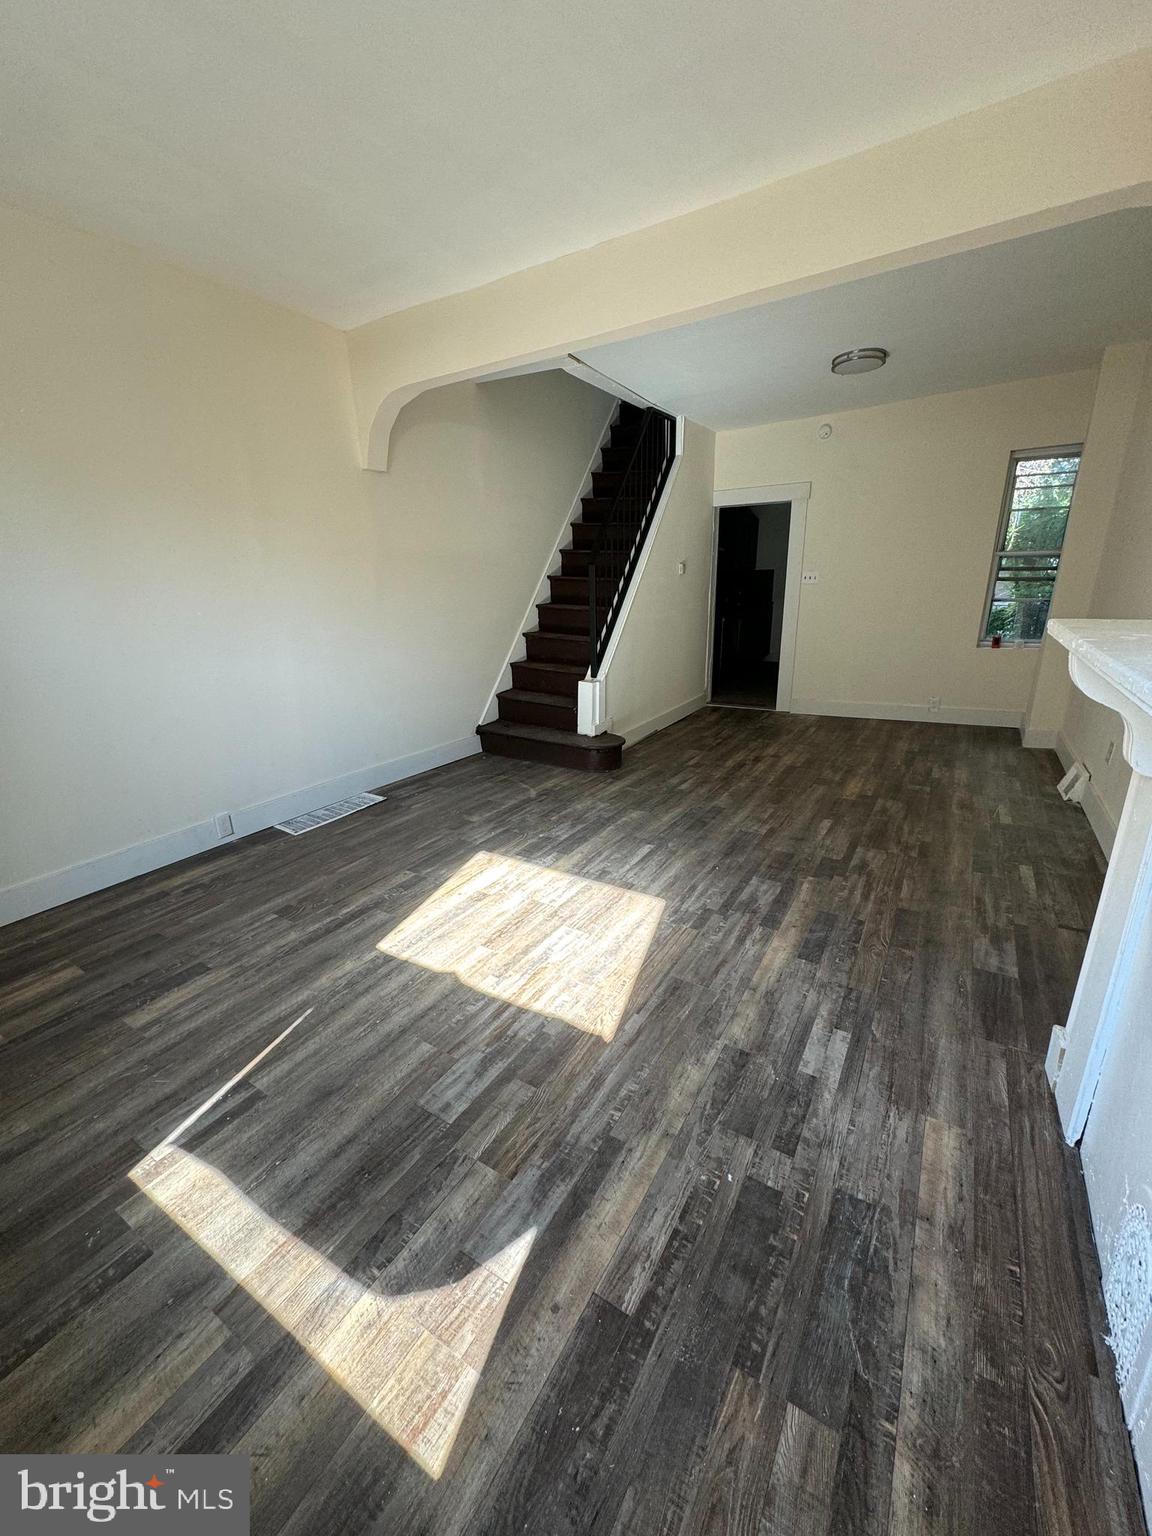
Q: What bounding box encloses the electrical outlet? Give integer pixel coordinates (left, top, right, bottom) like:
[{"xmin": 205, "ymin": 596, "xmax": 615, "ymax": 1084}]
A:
[
  {"xmin": 801, "ymin": 571, "xmax": 819, "ymax": 584},
  {"xmin": 1105, "ymin": 739, "xmax": 1116, "ymax": 766},
  {"xmin": 929, "ymin": 696, "xmax": 941, "ymax": 712},
  {"xmin": 214, "ymin": 813, "xmax": 234, "ymax": 839},
  {"xmin": 676, "ymin": 560, "xmax": 686, "ymax": 576}
]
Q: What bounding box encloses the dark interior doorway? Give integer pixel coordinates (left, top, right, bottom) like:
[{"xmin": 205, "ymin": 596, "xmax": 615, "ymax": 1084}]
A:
[{"xmin": 710, "ymin": 502, "xmax": 790, "ymax": 709}]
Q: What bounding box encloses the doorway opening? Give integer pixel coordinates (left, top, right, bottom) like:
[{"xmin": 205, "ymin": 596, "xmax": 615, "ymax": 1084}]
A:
[{"xmin": 710, "ymin": 502, "xmax": 791, "ymax": 709}]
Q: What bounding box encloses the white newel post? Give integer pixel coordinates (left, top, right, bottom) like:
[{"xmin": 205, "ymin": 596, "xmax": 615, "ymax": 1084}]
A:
[{"xmin": 1046, "ymin": 621, "xmax": 1152, "ymax": 1143}]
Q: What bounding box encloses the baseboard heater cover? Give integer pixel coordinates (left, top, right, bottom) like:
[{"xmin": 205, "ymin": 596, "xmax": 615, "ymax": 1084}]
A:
[
  {"xmin": 274, "ymin": 792, "xmax": 385, "ymax": 835},
  {"xmin": 1057, "ymin": 761, "xmax": 1091, "ymax": 805}
]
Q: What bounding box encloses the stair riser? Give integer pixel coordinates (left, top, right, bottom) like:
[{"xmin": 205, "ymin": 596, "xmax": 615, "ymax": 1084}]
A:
[
  {"xmin": 523, "ymin": 631, "xmax": 590, "ymax": 663},
  {"xmin": 599, "ymin": 446, "xmax": 633, "ymax": 472},
  {"xmin": 498, "ymin": 696, "xmax": 577, "ymax": 730},
  {"xmin": 579, "ymin": 499, "xmax": 625, "ymax": 523},
  {"xmin": 480, "ymin": 731, "xmax": 621, "ymax": 772},
  {"xmin": 538, "ymin": 605, "xmax": 590, "ymax": 635},
  {"xmin": 562, "ymin": 552, "xmax": 626, "ymax": 583},
  {"xmin": 511, "ymin": 662, "xmax": 582, "ymax": 695},
  {"xmin": 560, "ymin": 548, "xmax": 593, "ymax": 573},
  {"xmin": 548, "ymin": 575, "xmax": 589, "ymax": 603},
  {"xmin": 572, "ymin": 518, "xmax": 629, "ymax": 546},
  {"xmin": 591, "ymin": 471, "xmax": 623, "ymax": 498}
]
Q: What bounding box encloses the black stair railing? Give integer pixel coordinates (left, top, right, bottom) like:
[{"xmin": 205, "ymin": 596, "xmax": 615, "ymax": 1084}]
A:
[{"xmin": 587, "ymin": 408, "xmax": 676, "ymax": 674}]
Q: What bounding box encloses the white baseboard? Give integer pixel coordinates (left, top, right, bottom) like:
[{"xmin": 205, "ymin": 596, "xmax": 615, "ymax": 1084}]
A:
[
  {"xmin": 0, "ymin": 734, "xmax": 481, "ymax": 927},
  {"xmin": 1051, "ymin": 732, "xmax": 1117, "ymax": 859},
  {"xmin": 1022, "ymin": 727, "xmax": 1060, "ymax": 750},
  {"xmin": 1081, "ymin": 781, "xmax": 1118, "ymax": 859},
  {"xmin": 624, "ymin": 694, "xmax": 709, "ymax": 747},
  {"xmin": 788, "ymin": 698, "xmax": 1023, "ymax": 730}
]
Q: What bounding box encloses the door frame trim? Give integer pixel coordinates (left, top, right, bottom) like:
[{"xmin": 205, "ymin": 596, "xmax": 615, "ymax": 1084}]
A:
[{"xmin": 710, "ymin": 482, "xmax": 811, "ymax": 714}]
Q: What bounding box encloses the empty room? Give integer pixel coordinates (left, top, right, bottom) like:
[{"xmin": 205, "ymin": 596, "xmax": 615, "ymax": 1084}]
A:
[{"xmin": 3, "ymin": 4, "xmax": 1152, "ymax": 1533}]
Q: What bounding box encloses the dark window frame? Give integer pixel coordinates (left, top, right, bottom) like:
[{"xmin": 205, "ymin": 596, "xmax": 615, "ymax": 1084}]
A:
[{"xmin": 979, "ymin": 443, "xmax": 1083, "ymax": 646}]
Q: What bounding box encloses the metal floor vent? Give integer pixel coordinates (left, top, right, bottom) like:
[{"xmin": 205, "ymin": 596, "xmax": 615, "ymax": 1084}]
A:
[{"xmin": 274, "ymin": 792, "xmax": 385, "ymax": 836}]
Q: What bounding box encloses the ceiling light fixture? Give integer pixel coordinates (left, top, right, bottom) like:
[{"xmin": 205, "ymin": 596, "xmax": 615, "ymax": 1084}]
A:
[{"xmin": 830, "ymin": 347, "xmax": 889, "ymax": 375}]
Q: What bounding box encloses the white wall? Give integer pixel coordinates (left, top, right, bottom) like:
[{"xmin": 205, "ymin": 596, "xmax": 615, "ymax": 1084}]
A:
[
  {"xmin": 714, "ymin": 370, "xmax": 1098, "ymax": 726},
  {"xmin": 604, "ymin": 421, "xmax": 717, "ymax": 742},
  {"xmin": 0, "ymin": 202, "xmax": 612, "ymax": 920},
  {"xmin": 1057, "ymin": 344, "xmax": 1152, "ymax": 841}
]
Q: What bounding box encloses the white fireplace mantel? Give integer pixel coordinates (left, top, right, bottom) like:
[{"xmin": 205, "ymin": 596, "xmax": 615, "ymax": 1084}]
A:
[{"xmin": 1046, "ymin": 619, "xmax": 1152, "ymax": 1140}]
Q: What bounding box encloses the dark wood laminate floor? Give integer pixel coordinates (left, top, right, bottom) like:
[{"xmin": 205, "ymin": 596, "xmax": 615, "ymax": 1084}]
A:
[{"xmin": 0, "ymin": 710, "xmax": 1145, "ymax": 1535}]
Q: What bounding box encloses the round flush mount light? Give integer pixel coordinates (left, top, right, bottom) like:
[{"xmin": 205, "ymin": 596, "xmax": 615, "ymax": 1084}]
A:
[{"xmin": 831, "ymin": 347, "xmax": 889, "ymax": 376}]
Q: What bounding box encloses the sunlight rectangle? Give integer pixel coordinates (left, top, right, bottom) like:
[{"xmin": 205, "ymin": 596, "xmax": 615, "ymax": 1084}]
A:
[
  {"xmin": 130, "ymin": 1145, "xmax": 533, "ymax": 1479},
  {"xmin": 375, "ymin": 851, "xmax": 665, "ymax": 1041}
]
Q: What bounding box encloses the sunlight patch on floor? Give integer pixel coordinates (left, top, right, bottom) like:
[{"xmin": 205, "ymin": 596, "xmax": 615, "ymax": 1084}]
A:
[
  {"xmin": 375, "ymin": 850, "xmax": 664, "ymax": 1041},
  {"xmin": 130, "ymin": 1146, "xmax": 533, "ymax": 1478}
]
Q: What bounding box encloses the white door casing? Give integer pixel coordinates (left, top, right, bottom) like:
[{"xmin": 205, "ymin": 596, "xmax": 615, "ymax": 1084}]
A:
[{"xmin": 710, "ymin": 482, "xmax": 810, "ymax": 714}]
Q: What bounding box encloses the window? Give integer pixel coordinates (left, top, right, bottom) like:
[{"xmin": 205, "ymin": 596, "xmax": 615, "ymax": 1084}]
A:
[{"xmin": 980, "ymin": 445, "xmax": 1082, "ymax": 644}]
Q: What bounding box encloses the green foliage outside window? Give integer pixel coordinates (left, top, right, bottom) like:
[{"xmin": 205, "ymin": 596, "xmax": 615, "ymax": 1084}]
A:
[{"xmin": 982, "ymin": 453, "xmax": 1081, "ymax": 643}]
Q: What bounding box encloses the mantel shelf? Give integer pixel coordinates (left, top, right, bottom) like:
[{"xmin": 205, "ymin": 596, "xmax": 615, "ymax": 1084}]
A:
[{"xmin": 1048, "ymin": 619, "xmax": 1152, "ymax": 776}]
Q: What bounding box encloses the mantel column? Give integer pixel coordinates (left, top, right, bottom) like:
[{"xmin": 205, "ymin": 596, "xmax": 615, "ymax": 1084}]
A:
[{"xmin": 1046, "ymin": 621, "xmax": 1152, "ymax": 1142}]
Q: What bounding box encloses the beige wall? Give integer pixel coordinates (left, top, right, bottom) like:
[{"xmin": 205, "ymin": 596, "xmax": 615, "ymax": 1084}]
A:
[
  {"xmin": 1059, "ymin": 346, "xmax": 1152, "ymax": 841},
  {"xmin": 0, "ymin": 203, "xmax": 612, "ymax": 917},
  {"xmin": 714, "ymin": 371, "xmax": 1099, "ymax": 724},
  {"xmin": 605, "ymin": 421, "xmax": 716, "ymax": 741},
  {"xmin": 1024, "ymin": 344, "xmax": 1152, "ymax": 750},
  {"xmin": 348, "ymin": 49, "xmax": 1152, "ymax": 467}
]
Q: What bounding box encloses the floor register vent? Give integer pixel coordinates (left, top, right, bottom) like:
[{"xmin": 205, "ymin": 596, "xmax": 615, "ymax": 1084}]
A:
[{"xmin": 274, "ymin": 792, "xmax": 385, "ymax": 836}]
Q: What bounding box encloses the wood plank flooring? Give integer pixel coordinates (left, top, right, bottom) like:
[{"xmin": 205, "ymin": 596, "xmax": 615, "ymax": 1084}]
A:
[{"xmin": 0, "ymin": 708, "xmax": 1145, "ymax": 1535}]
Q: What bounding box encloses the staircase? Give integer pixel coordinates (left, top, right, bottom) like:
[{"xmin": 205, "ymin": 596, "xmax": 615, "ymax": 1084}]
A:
[{"xmin": 478, "ymin": 401, "xmax": 676, "ymax": 771}]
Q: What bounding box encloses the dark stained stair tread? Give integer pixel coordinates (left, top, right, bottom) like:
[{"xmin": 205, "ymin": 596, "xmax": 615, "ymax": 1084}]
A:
[
  {"xmin": 522, "ymin": 630, "xmax": 591, "ymax": 663},
  {"xmin": 548, "ymin": 575, "xmax": 589, "ymax": 600},
  {"xmin": 498, "ymin": 688, "xmax": 576, "ymax": 707},
  {"xmin": 496, "ymin": 688, "xmax": 578, "ymax": 728},
  {"xmin": 512, "ymin": 656, "xmax": 586, "ymax": 675},
  {"xmin": 510, "ymin": 660, "xmax": 586, "ymax": 697},
  {"xmin": 479, "ymin": 720, "xmax": 622, "ymax": 748},
  {"xmin": 537, "ymin": 602, "xmax": 591, "ymax": 633},
  {"xmin": 477, "ymin": 720, "xmax": 624, "ymax": 771},
  {"xmin": 573, "ymin": 519, "xmax": 631, "ymax": 544},
  {"xmin": 579, "ymin": 498, "xmax": 620, "ymax": 520}
]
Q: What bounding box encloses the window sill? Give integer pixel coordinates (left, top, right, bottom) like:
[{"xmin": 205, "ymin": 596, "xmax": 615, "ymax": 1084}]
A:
[{"xmin": 977, "ymin": 639, "xmax": 1043, "ymax": 649}]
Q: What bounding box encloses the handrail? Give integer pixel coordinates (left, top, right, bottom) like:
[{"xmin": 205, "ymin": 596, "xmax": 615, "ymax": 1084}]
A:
[{"xmin": 587, "ymin": 408, "xmax": 676, "ymax": 675}]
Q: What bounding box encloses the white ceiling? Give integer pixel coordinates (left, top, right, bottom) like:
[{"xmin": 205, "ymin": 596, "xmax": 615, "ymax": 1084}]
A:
[
  {"xmin": 577, "ymin": 210, "xmax": 1152, "ymax": 428},
  {"xmin": 1, "ymin": 1, "xmax": 1149, "ymax": 328}
]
